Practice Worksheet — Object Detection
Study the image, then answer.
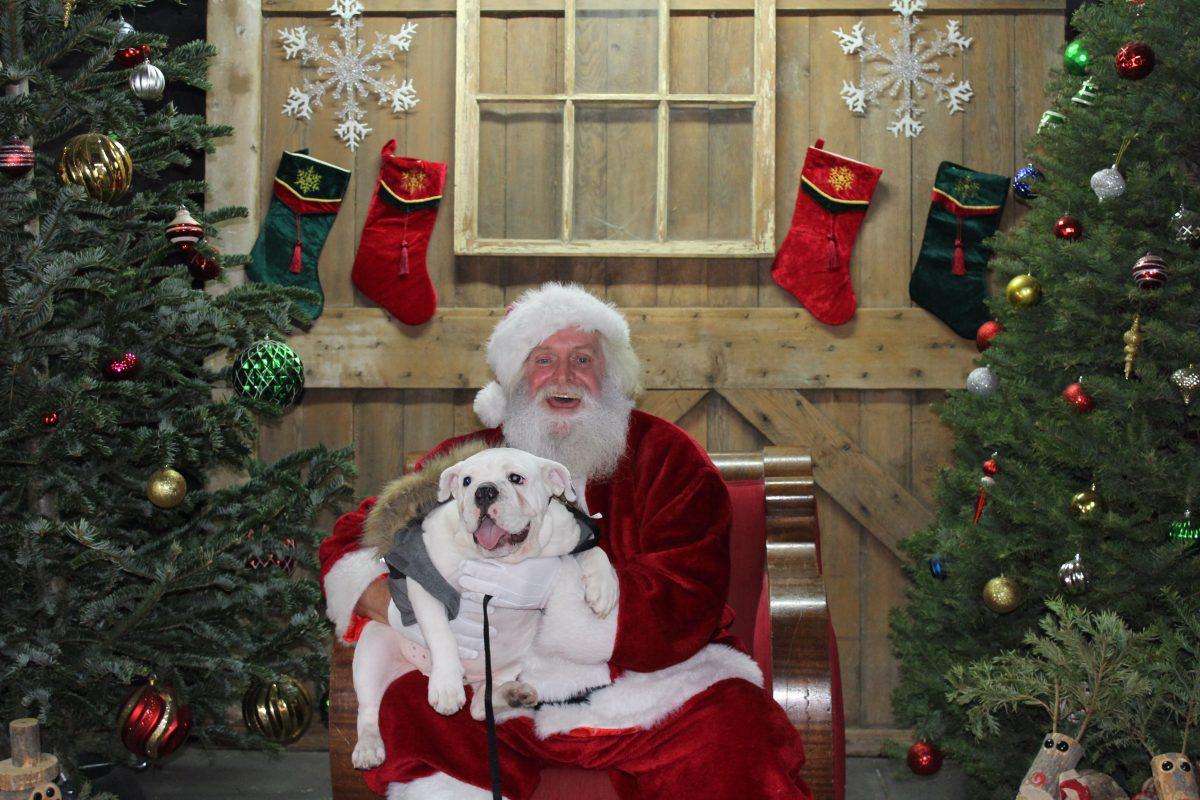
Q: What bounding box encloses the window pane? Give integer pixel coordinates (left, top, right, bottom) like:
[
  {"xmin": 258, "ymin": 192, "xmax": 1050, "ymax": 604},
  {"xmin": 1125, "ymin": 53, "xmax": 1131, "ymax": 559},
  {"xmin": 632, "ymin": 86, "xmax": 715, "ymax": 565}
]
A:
[
  {"xmin": 669, "ymin": 12, "xmax": 754, "ymax": 95},
  {"xmin": 573, "ymin": 104, "xmax": 658, "ymax": 241},
  {"xmin": 668, "ymin": 105, "xmax": 752, "ymax": 240},
  {"xmin": 478, "ymin": 103, "xmax": 564, "ymax": 240},
  {"xmin": 480, "ymin": 13, "xmax": 565, "ymax": 95},
  {"xmin": 575, "ymin": 0, "xmax": 659, "ymax": 94}
]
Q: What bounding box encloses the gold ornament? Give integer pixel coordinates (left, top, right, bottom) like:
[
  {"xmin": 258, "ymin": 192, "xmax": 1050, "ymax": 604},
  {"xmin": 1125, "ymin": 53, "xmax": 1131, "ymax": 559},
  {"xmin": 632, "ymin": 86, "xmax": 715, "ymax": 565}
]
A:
[
  {"xmin": 242, "ymin": 677, "xmax": 313, "ymax": 744},
  {"xmin": 1006, "ymin": 274, "xmax": 1042, "ymax": 308},
  {"xmin": 57, "ymin": 133, "xmax": 133, "ymax": 202},
  {"xmin": 982, "ymin": 576, "xmax": 1021, "ymax": 614},
  {"xmin": 63, "ymin": 0, "xmax": 75, "ymax": 26},
  {"xmin": 1069, "ymin": 486, "xmax": 1103, "ymax": 522},
  {"xmin": 146, "ymin": 468, "xmax": 187, "ymax": 509},
  {"xmin": 1123, "ymin": 314, "xmax": 1142, "ymax": 380}
]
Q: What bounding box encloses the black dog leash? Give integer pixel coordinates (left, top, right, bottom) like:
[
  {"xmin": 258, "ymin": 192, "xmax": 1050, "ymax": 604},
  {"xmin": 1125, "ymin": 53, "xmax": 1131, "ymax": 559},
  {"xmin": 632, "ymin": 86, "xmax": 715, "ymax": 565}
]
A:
[{"xmin": 483, "ymin": 594, "xmax": 503, "ymax": 800}]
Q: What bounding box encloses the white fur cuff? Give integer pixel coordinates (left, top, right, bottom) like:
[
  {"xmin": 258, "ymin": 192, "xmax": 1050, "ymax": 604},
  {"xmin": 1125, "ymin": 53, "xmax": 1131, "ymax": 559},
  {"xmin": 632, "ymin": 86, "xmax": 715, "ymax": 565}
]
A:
[{"xmin": 323, "ymin": 548, "xmax": 387, "ymax": 641}]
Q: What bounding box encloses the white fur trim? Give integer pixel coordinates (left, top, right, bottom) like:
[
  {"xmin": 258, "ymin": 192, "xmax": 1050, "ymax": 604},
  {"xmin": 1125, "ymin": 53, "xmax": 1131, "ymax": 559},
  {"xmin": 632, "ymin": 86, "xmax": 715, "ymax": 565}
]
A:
[
  {"xmin": 387, "ymin": 773, "xmax": 505, "ymax": 800},
  {"xmin": 323, "ymin": 548, "xmax": 386, "ymax": 641},
  {"xmin": 473, "ymin": 381, "xmax": 507, "ymax": 428},
  {"xmin": 532, "ymin": 643, "xmax": 762, "ymax": 738},
  {"xmin": 481, "ymin": 283, "xmax": 641, "ymax": 406}
]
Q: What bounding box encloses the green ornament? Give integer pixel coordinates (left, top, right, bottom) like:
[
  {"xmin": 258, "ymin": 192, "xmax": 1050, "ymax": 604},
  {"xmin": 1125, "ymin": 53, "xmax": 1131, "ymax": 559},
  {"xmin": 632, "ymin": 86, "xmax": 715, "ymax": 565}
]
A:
[
  {"xmin": 1168, "ymin": 509, "xmax": 1200, "ymax": 541},
  {"xmin": 1064, "ymin": 40, "xmax": 1090, "ymax": 76},
  {"xmin": 233, "ymin": 340, "xmax": 305, "ymax": 409}
]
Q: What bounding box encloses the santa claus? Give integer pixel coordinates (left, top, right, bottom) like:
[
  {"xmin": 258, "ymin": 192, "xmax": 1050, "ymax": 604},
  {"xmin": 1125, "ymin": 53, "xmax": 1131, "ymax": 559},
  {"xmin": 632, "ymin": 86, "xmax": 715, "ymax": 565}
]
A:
[{"xmin": 319, "ymin": 283, "xmax": 811, "ymax": 799}]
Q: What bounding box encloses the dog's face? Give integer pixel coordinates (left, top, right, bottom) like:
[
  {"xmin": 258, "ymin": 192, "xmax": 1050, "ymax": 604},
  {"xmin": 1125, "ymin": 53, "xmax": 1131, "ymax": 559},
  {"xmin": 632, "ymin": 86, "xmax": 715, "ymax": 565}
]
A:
[{"xmin": 437, "ymin": 448, "xmax": 578, "ymax": 561}]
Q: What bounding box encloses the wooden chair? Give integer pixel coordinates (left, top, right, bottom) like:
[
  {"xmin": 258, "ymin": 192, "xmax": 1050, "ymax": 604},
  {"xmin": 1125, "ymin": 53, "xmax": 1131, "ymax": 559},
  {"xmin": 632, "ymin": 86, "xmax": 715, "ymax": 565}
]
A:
[{"xmin": 328, "ymin": 446, "xmax": 843, "ymax": 800}]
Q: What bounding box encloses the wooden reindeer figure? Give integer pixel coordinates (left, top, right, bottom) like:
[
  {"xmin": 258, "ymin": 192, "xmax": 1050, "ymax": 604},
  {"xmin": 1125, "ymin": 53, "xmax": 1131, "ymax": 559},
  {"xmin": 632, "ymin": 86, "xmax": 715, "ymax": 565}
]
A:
[
  {"xmin": 1149, "ymin": 754, "xmax": 1198, "ymax": 800},
  {"xmin": 0, "ymin": 719, "xmax": 60, "ymax": 800},
  {"xmin": 1018, "ymin": 732, "xmax": 1084, "ymax": 800}
]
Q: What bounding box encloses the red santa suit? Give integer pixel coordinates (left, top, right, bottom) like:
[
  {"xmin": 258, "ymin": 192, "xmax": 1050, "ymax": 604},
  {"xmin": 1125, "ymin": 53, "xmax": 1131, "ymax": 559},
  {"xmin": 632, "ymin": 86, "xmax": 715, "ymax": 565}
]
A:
[{"xmin": 320, "ymin": 410, "xmax": 810, "ymax": 799}]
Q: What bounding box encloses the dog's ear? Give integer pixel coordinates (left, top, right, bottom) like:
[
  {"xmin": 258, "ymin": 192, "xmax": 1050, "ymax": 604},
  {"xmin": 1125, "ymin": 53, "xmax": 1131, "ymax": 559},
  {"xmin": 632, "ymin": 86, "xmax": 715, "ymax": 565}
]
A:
[
  {"xmin": 539, "ymin": 458, "xmax": 576, "ymax": 502},
  {"xmin": 437, "ymin": 465, "xmax": 461, "ymax": 503}
]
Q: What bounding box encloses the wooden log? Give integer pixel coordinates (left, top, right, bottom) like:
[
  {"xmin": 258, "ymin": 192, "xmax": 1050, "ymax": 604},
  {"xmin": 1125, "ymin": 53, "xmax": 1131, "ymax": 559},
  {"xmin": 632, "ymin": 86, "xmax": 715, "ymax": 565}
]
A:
[
  {"xmin": 0, "ymin": 719, "xmax": 58, "ymax": 793},
  {"xmin": 1016, "ymin": 732, "xmax": 1084, "ymax": 800},
  {"xmin": 1151, "ymin": 753, "xmax": 1199, "ymax": 800}
]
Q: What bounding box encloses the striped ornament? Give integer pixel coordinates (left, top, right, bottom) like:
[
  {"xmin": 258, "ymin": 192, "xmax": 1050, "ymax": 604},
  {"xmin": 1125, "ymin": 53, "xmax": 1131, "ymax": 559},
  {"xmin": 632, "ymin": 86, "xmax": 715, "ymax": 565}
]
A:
[
  {"xmin": 0, "ymin": 136, "xmax": 34, "ymax": 178},
  {"xmin": 1132, "ymin": 253, "xmax": 1167, "ymax": 288},
  {"xmin": 166, "ymin": 206, "xmax": 204, "ymax": 246}
]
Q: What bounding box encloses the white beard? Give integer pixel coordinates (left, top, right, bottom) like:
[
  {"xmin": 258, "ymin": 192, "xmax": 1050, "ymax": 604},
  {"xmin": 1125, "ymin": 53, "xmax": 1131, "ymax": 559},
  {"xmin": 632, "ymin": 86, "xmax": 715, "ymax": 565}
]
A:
[{"xmin": 501, "ymin": 380, "xmax": 632, "ymax": 482}]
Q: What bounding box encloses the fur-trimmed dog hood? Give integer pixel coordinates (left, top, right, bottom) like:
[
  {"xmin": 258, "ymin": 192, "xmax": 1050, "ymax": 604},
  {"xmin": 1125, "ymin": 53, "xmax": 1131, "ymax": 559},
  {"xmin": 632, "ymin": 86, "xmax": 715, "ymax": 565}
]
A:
[{"xmin": 362, "ymin": 439, "xmax": 490, "ymax": 555}]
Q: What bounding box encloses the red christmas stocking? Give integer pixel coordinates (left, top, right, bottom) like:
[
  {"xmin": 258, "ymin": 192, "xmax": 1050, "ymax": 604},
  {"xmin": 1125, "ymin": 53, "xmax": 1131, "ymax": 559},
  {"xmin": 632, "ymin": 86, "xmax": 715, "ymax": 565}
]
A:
[
  {"xmin": 771, "ymin": 139, "xmax": 882, "ymax": 326},
  {"xmin": 351, "ymin": 140, "xmax": 447, "ymax": 326}
]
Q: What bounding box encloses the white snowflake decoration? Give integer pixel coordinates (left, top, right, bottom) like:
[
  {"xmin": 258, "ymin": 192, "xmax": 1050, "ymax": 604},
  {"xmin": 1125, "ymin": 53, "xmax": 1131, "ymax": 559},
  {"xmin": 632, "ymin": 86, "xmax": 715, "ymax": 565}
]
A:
[
  {"xmin": 832, "ymin": 0, "xmax": 973, "ymax": 138},
  {"xmin": 279, "ymin": 0, "xmax": 419, "ymax": 150}
]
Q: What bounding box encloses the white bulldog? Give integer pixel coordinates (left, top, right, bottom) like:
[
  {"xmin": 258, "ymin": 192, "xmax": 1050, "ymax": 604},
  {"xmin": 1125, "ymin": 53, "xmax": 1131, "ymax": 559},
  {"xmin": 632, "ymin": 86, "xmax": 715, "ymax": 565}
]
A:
[{"xmin": 351, "ymin": 446, "xmax": 618, "ymax": 770}]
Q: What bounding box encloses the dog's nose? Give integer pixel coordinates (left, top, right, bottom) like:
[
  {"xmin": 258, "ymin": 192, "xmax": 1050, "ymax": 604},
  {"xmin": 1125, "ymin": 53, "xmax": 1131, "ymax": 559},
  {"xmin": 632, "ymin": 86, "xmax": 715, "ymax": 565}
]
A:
[{"xmin": 474, "ymin": 482, "xmax": 499, "ymax": 507}]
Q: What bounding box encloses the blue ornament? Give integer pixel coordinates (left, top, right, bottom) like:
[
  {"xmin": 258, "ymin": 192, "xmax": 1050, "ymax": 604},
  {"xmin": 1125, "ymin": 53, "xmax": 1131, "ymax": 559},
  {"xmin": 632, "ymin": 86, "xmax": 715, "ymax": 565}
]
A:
[
  {"xmin": 929, "ymin": 556, "xmax": 947, "ymax": 580},
  {"xmin": 1012, "ymin": 164, "xmax": 1043, "ymax": 200}
]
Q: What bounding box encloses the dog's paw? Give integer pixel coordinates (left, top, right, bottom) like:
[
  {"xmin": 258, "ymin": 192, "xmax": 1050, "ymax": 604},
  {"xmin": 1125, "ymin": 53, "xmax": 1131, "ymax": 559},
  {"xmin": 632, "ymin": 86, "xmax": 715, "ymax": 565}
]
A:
[
  {"xmin": 582, "ymin": 563, "xmax": 619, "ymax": 618},
  {"xmin": 427, "ymin": 671, "xmax": 466, "ymax": 716},
  {"xmin": 469, "ymin": 688, "xmax": 487, "ymax": 721},
  {"xmin": 351, "ymin": 729, "xmax": 386, "ymax": 769},
  {"xmin": 499, "ymin": 681, "xmax": 539, "ymax": 709}
]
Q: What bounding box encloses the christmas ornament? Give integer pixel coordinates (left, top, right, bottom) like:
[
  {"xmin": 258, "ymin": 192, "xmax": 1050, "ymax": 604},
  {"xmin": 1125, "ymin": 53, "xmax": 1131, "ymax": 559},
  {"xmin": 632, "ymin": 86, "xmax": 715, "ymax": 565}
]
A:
[
  {"xmin": 41, "ymin": 411, "xmax": 59, "ymax": 427},
  {"xmin": 232, "ymin": 340, "xmax": 305, "ymax": 409},
  {"xmin": 57, "ymin": 133, "xmax": 133, "ymax": 203},
  {"xmin": 114, "ymin": 44, "xmax": 150, "ymax": 68},
  {"xmin": 241, "ymin": 677, "xmax": 313, "ymax": 744},
  {"xmin": 906, "ymin": 741, "xmax": 944, "ymax": 776},
  {"xmin": 1124, "ymin": 314, "xmax": 1142, "ymax": 379},
  {"xmin": 116, "ymin": 17, "xmax": 135, "ymax": 38},
  {"xmin": 1091, "ymin": 165, "xmax": 1126, "ymax": 202},
  {"xmin": 246, "ymin": 536, "xmax": 297, "ymax": 574},
  {"xmin": 1063, "ymin": 381, "xmax": 1095, "ymax": 413},
  {"xmin": 982, "ymin": 575, "xmax": 1021, "ymax": 613},
  {"xmin": 117, "ymin": 678, "xmax": 191, "ymax": 759},
  {"xmin": 769, "ymin": 139, "xmax": 882, "ymax": 326},
  {"xmin": 129, "ymin": 60, "xmax": 165, "ymax": 101},
  {"xmin": 974, "ymin": 454, "xmax": 999, "ymax": 524},
  {"xmin": 832, "ymin": 1, "xmax": 972, "ymax": 138},
  {"xmin": 1059, "ymin": 553, "xmax": 1088, "ymax": 595},
  {"xmin": 1070, "ymin": 486, "xmax": 1102, "ymax": 521},
  {"xmin": 279, "ymin": 1, "xmax": 418, "ymax": 150},
  {"xmin": 1037, "ymin": 110, "xmax": 1064, "ymax": 133},
  {"xmin": 1012, "ymin": 164, "xmax": 1043, "ymax": 200},
  {"xmin": 165, "ymin": 207, "xmax": 204, "ymax": 247},
  {"xmin": 1172, "ymin": 205, "xmax": 1200, "ymax": 246},
  {"xmin": 966, "ymin": 366, "xmax": 997, "ymax": 398},
  {"xmin": 146, "ymin": 468, "xmax": 187, "ymax": 509},
  {"xmin": 1132, "ymin": 253, "xmax": 1167, "ymax": 289},
  {"xmin": 0, "ymin": 136, "xmax": 35, "ymax": 178},
  {"xmin": 1072, "ymin": 77, "xmax": 1098, "ymax": 106},
  {"xmin": 1006, "ymin": 273, "xmax": 1042, "ymax": 308},
  {"xmin": 63, "ymin": 0, "xmax": 75, "ymax": 25},
  {"xmin": 976, "ymin": 321, "xmax": 1003, "ymax": 351},
  {"xmin": 1115, "ymin": 40, "xmax": 1155, "ymax": 80},
  {"xmin": 1171, "ymin": 365, "xmax": 1200, "ymax": 405},
  {"xmin": 1064, "ymin": 40, "xmax": 1090, "ymax": 75},
  {"xmin": 101, "ymin": 352, "xmax": 141, "ymax": 380},
  {"xmin": 247, "ymin": 149, "xmax": 351, "ymax": 320},
  {"xmin": 929, "ymin": 556, "xmax": 947, "ymax": 580},
  {"xmin": 1167, "ymin": 509, "xmax": 1199, "ymax": 540},
  {"xmin": 187, "ymin": 249, "xmax": 221, "ymax": 282},
  {"xmin": 1053, "ymin": 215, "xmax": 1083, "ymax": 241}
]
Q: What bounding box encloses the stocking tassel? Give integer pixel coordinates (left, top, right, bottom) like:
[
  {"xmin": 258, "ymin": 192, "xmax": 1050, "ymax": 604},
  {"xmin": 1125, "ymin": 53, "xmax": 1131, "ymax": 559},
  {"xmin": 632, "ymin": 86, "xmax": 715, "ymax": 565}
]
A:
[{"xmin": 951, "ymin": 217, "xmax": 966, "ymax": 276}]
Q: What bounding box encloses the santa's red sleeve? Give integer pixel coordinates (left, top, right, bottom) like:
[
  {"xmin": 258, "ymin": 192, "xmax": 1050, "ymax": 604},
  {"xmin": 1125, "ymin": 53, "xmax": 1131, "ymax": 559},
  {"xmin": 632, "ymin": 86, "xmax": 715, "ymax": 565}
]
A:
[{"xmin": 608, "ymin": 421, "xmax": 732, "ymax": 673}]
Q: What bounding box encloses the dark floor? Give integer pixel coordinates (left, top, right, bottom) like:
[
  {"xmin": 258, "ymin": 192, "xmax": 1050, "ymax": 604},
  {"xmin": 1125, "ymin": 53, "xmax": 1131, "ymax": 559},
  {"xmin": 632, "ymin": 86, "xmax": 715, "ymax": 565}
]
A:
[{"xmin": 114, "ymin": 750, "xmax": 965, "ymax": 799}]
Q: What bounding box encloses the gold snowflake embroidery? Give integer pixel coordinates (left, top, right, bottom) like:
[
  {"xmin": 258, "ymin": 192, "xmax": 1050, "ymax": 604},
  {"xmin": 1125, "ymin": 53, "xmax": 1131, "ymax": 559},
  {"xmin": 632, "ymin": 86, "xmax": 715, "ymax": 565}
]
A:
[
  {"xmin": 953, "ymin": 176, "xmax": 980, "ymax": 201},
  {"xmin": 295, "ymin": 166, "xmax": 323, "ymax": 195},
  {"xmin": 398, "ymin": 168, "xmax": 428, "ymax": 195},
  {"xmin": 828, "ymin": 166, "xmax": 855, "ymax": 193}
]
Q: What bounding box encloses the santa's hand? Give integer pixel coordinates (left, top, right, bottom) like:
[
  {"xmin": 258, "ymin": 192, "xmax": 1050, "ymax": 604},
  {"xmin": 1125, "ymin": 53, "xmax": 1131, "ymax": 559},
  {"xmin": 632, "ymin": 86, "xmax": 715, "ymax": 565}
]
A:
[
  {"xmin": 459, "ymin": 557, "xmax": 562, "ymax": 610},
  {"xmin": 389, "ymin": 600, "xmax": 495, "ymax": 661}
]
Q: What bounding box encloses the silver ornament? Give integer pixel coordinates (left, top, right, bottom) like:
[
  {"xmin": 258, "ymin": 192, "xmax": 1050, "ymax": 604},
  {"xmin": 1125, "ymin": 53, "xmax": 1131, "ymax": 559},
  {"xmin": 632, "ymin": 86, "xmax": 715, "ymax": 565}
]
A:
[
  {"xmin": 1090, "ymin": 164, "xmax": 1125, "ymax": 201},
  {"xmin": 117, "ymin": 17, "xmax": 135, "ymax": 39},
  {"xmin": 966, "ymin": 366, "xmax": 998, "ymax": 398},
  {"xmin": 1058, "ymin": 553, "xmax": 1087, "ymax": 595},
  {"xmin": 1171, "ymin": 205, "xmax": 1200, "ymax": 246},
  {"xmin": 1171, "ymin": 365, "xmax": 1200, "ymax": 406},
  {"xmin": 130, "ymin": 60, "xmax": 165, "ymax": 101}
]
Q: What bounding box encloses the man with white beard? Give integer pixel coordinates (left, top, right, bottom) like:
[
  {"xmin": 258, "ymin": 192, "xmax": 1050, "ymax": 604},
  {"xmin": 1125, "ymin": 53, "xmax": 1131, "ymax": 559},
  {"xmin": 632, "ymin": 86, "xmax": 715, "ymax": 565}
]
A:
[{"xmin": 319, "ymin": 283, "xmax": 811, "ymax": 800}]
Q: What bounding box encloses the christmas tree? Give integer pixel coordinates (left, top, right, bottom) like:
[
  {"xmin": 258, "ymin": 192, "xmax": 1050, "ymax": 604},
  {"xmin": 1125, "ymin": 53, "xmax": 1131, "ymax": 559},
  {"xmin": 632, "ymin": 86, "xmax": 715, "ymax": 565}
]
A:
[
  {"xmin": 0, "ymin": 0, "xmax": 353, "ymax": 768},
  {"xmin": 891, "ymin": 0, "xmax": 1200, "ymax": 793}
]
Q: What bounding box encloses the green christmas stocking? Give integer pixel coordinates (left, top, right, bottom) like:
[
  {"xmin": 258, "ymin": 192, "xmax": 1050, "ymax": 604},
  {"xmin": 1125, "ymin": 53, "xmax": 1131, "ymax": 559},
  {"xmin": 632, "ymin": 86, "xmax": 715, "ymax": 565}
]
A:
[
  {"xmin": 248, "ymin": 150, "xmax": 351, "ymax": 320},
  {"xmin": 908, "ymin": 162, "xmax": 1009, "ymax": 339}
]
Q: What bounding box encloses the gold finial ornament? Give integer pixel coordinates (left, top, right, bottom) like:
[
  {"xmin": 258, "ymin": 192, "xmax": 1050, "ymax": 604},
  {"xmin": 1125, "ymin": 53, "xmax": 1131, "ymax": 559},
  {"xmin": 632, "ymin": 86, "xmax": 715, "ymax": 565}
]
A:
[{"xmin": 1123, "ymin": 314, "xmax": 1142, "ymax": 379}]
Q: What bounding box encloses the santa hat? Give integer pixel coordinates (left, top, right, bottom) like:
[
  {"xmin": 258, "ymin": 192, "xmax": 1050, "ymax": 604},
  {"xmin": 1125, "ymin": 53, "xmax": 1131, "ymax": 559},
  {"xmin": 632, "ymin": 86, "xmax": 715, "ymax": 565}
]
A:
[{"xmin": 473, "ymin": 283, "xmax": 641, "ymax": 428}]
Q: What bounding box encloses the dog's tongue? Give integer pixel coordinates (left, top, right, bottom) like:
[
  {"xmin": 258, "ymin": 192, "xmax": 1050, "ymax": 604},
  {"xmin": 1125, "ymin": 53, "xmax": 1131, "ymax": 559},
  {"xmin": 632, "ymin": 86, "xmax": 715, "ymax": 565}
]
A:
[{"xmin": 474, "ymin": 517, "xmax": 508, "ymax": 550}]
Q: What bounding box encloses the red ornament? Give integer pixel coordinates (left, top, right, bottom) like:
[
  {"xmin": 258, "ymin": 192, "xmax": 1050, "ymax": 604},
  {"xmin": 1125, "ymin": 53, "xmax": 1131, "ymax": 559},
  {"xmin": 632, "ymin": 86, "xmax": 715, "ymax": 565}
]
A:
[
  {"xmin": 246, "ymin": 534, "xmax": 298, "ymax": 575},
  {"xmin": 1063, "ymin": 382, "xmax": 1095, "ymax": 413},
  {"xmin": 117, "ymin": 678, "xmax": 192, "ymax": 759},
  {"xmin": 975, "ymin": 455, "xmax": 999, "ymax": 524},
  {"xmin": 166, "ymin": 207, "xmax": 204, "ymax": 247},
  {"xmin": 975, "ymin": 321, "xmax": 1003, "ymax": 352},
  {"xmin": 906, "ymin": 741, "xmax": 944, "ymax": 776},
  {"xmin": 41, "ymin": 411, "xmax": 60, "ymax": 427},
  {"xmin": 1132, "ymin": 253, "xmax": 1167, "ymax": 288},
  {"xmin": 102, "ymin": 352, "xmax": 142, "ymax": 380},
  {"xmin": 114, "ymin": 44, "xmax": 151, "ymax": 67},
  {"xmin": 187, "ymin": 249, "xmax": 221, "ymax": 282},
  {"xmin": 1115, "ymin": 40, "xmax": 1155, "ymax": 79},
  {"xmin": 1053, "ymin": 216, "xmax": 1083, "ymax": 241},
  {"xmin": 0, "ymin": 136, "xmax": 34, "ymax": 178}
]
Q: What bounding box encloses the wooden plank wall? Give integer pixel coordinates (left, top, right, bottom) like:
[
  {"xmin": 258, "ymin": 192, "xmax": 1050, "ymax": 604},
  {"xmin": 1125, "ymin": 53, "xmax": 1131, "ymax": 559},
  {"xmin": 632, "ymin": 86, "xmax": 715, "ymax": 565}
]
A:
[{"xmin": 212, "ymin": 0, "xmax": 1063, "ymax": 743}]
